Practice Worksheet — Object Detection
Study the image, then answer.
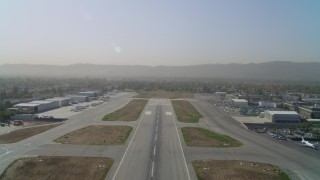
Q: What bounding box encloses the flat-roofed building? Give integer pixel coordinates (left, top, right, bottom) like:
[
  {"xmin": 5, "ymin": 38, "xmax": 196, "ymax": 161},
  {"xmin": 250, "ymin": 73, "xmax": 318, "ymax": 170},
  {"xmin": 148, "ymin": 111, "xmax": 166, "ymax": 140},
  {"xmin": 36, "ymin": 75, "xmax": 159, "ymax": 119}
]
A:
[
  {"xmin": 66, "ymin": 95, "xmax": 89, "ymax": 103},
  {"xmin": 46, "ymin": 97, "xmax": 71, "ymax": 107},
  {"xmin": 78, "ymin": 91, "xmax": 100, "ymax": 97},
  {"xmin": 259, "ymin": 101, "xmax": 277, "ymax": 108},
  {"xmin": 231, "ymin": 99, "xmax": 248, "ymax": 107},
  {"xmin": 265, "ymin": 110, "xmax": 301, "ymax": 123},
  {"xmin": 29, "ymin": 100, "xmax": 59, "ymax": 112},
  {"xmin": 13, "ymin": 103, "xmax": 39, "ymax": 114},
  {"xmin": 298, "ymin": 106, "xmax": 320, "ymax": 119}
]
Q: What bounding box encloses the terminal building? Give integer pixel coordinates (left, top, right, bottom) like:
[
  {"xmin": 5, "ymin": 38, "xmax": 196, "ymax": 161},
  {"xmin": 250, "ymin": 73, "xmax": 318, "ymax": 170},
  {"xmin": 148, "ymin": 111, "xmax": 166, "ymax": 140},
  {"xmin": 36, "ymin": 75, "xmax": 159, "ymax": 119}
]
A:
[
  {"xmin": 231, "ymin": 99, "xmax": 248, "ymax": 108},
  {"xmin": 265, "ymin": 110, "xmax": 301, "ymax": 123}
]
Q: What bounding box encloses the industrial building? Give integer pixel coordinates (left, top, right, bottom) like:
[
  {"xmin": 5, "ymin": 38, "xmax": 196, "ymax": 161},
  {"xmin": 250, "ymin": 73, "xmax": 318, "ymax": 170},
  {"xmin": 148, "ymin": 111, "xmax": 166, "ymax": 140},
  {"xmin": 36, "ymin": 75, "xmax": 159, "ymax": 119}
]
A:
[
  {"xmin": 78, "ymin": 91, "xmax": 100, "ymax": 97},
  {"xmin": 46, "ymin": 97, "xmax": 71, "ymax": 107},
  {"xmin": 259, "ymin": 101, "xmax": 277, "ymax": 108},
  {"xmin": 231, "ymin": 99, "xmax": 248, "ymax": 107},
  {"xmin": 298, "ymin": 106, "xmax": 320, "ymax": 119},
  {"xmin": 13, "ymin": 103, "xmax": 39, "ymax": 114},
  {"xmin": 29, "ymin": 100, "xmax": 60, "ymax": 112},
  {"xmin": 265, "ymin": 111, "xmax": 301, "ymax": 123},
  {"xmin": 14, "ymin": 100, "xmax": 60, "ymax": 114},
  {"xmin": 65, "ymin": 95, "xmax": 89, "ymax": 103}
]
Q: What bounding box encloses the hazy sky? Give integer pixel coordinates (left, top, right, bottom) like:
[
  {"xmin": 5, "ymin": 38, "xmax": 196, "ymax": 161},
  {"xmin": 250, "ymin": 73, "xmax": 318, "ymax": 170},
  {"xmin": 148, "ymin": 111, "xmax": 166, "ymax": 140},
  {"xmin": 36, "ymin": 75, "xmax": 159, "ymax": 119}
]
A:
[{"xmin": 1, "ymin": 0, "xmax": 319, "ymax": 66}]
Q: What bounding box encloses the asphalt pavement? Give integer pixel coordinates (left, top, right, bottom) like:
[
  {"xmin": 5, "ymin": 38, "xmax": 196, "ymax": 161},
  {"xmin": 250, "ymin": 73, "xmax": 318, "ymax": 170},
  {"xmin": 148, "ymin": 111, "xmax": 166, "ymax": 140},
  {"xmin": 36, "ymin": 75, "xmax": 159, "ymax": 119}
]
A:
[
  {"xmin": 186, "ymin": 95, "xmax": 320, "ymax": 180},
  {"xmin": 111, "ymin": 99, "xmax": 190, "ymax": 180},
  {"xmin": 2, "ymin": 93, "xmax": 319, "ymax": 180}
]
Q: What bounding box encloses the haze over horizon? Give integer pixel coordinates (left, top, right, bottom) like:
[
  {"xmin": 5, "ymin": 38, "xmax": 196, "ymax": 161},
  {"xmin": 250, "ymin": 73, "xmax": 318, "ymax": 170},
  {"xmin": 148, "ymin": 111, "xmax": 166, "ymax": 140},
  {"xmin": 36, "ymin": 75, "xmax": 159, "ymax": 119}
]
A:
[{"xmin": 1, "ymin": 0, "xmax": 319, "ymax": 66}]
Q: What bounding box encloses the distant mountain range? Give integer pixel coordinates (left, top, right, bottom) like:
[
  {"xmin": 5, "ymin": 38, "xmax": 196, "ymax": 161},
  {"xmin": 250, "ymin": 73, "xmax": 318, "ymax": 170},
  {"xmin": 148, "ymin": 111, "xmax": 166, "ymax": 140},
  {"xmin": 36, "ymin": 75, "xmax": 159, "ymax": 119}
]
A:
[{"xmin": 0, "ymin": 61, "xmax": 319, "ymax": 81}]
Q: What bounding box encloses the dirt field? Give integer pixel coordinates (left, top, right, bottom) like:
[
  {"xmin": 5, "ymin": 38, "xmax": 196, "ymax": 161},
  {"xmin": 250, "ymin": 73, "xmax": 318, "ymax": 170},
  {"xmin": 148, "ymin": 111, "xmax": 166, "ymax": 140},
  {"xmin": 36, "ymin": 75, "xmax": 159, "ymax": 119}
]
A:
[
  {"xmin": 0, "ymin": 156, "xmax": 113, "ymax": 180},
  {"xmin": 172, "ymin": 100, "xmax": 202, "ymax": 123},
  {"xmin": 103, "ymin": 99, "xmax": 147, "ymax": 121},
  {"xmin": 193, "ymin": 160, "xmax": 290, "ymax": 180},
  {"xmin": 0, "ymin": 124, "xmax": 61, "ymax": 144},
  {"xmin": 181, "ymin": 127, "xmax": 242, "ymax": 147},
  {"xmin": 54, "ymin": 125, "xmax": 132, "ymax": 145},
  {"xmin": 134, "ymin": 91, "xmax": 194, "ymax": 99}
]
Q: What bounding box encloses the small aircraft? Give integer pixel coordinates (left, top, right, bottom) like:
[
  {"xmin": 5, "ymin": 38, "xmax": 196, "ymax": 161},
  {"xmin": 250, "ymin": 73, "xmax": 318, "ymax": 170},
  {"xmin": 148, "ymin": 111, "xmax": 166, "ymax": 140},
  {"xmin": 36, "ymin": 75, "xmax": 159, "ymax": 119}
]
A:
[{"xmin": 301, "ymin": 137, "xmax": 318, "ymax": 149}]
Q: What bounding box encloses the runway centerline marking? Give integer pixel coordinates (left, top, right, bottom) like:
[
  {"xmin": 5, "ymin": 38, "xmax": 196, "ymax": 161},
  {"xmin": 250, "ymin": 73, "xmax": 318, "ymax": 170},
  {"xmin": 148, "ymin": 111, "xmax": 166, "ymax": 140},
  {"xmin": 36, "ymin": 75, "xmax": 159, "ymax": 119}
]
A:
[
  {"xmin": 155, "ymin": 134, "xmax": 158, "ymax": 142},
  {"xmin": 153, "ymin": 145, "xmax": 156, "ymax": 156},
  {"xmin": 112, "ymin": 101, "xmax": 150, "ymax": 180},
  {"xmin": 165, "ymin": 112, "xmax": 172, "ymax": 115},
  {"xmin": 151, "ymin": 161, "xmax": 155, "ymax": 177}
]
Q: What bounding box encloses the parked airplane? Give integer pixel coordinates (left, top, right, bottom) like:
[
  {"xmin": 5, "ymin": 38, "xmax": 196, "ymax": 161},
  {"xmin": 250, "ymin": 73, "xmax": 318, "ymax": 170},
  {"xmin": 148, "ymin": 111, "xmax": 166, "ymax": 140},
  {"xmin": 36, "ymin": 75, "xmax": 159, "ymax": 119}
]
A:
[{"xmin": 301, "ymin": 137, "xmax": 318, "ymax": 149}]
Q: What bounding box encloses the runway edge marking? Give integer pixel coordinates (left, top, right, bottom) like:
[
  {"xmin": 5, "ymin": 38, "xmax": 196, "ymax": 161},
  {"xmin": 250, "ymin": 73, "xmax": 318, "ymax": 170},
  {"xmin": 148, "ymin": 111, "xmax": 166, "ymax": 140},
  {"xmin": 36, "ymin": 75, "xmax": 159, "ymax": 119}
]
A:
[
  {"xmin": 111, "ymin": 100, "xmax": 150, "ymax": 180},
  {"xmin": 169, "ymin": 100, "xmax": 191, "ymax": 180}
]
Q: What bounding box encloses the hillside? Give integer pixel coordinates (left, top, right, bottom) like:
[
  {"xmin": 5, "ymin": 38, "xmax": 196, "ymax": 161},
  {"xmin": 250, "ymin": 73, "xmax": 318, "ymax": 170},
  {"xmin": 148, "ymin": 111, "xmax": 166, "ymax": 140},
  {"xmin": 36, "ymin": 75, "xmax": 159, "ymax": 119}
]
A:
[{"xmin": 0, "ymin": 61, "xmax": 319, "ymax": 81}]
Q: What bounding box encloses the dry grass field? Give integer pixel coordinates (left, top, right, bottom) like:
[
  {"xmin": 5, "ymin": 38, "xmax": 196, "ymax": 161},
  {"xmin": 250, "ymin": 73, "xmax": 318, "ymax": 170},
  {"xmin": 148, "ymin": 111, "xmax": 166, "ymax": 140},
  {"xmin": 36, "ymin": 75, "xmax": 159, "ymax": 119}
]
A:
[
  {"xmin": 181, "ymin": 127, "xmax": 242, "ymax": 147},
  {"xmin": 172, "ymin": 100, "xmax": 202, "ymax": 123},
  {"xmin": 0, "ymin": 124, "xmax": 61, "ymax": 144},
  {"xmin": 0, "ymin": 156, "xmax": 114, "ymax": 180},
  {"xmin": 103, "ymin": 99, "xmax": 147, "ymax": 121},
  {"xmin": 54, "ymin": 125, "xmax": 132, "ymax": 145},
  {"xmin": 193, "ymin": 160, "xmax": 290, "ymax": 180},
  {"xmin": 134, "ymin": 91, "xmax": 193, "ymax": 99}
]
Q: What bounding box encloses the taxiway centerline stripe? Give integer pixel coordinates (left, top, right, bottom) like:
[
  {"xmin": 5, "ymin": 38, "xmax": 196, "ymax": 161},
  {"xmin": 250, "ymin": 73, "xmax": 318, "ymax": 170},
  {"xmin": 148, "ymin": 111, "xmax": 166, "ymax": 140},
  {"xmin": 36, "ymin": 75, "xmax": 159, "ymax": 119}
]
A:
[{"xmin": 227, "ymin": 148, "xmax": 239, "ymax": 160}]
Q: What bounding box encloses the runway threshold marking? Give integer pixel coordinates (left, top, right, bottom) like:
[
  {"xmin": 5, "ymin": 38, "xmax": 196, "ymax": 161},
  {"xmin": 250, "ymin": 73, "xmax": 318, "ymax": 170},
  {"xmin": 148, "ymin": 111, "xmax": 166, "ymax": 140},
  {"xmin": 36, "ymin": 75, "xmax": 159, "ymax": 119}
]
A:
[
  {"xmin": 112, "ymin": 101, "xmax": 150, "ymax": 180},
  {"xmin": 227, "ymin": 148, "xmax": 239, "ymax": 160},
  {"xmin": 170, "ymin": 102, "xmax": 191, "ymax": 180}
]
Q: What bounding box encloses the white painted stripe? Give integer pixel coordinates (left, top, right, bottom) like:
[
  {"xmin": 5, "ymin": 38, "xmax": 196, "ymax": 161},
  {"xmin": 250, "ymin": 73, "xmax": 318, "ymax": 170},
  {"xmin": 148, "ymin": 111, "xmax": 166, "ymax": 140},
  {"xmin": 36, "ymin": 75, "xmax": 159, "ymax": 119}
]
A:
[
  {"xmin": 170, "ymin": 102, "xmax": 191, "ymax": 180},
  {"xmin": 166, "ymin": 112, "xmax": 172, "ymax": 115},
  {"xmin": 0, "ymin": 147, "xmax": 10, "ymax": 158},
  {"xmin": 112, "ymin": 100, "xmax": 150, "ymax": 180},
  {"xmin": 153, "ymin": 145, "xmax": 157, "ymax": 156},
  {"xmin": 151, "ymin": 161, "xmax": 155, "ymax": 177},
  {"xmin": 155, "ymin": 126, "xmax": 158, "ymax": 132},
  {"xmin": 155, "ymin": 134, "xmax": 158, "ymax": 142}
]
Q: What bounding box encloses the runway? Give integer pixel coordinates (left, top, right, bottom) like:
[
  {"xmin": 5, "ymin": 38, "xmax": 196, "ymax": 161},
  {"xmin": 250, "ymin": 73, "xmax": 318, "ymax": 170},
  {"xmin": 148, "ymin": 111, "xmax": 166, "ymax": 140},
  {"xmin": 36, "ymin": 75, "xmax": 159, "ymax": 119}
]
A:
[{"xmin": 111, "ymin": 99, "xmax": 190, "ymax": 180}]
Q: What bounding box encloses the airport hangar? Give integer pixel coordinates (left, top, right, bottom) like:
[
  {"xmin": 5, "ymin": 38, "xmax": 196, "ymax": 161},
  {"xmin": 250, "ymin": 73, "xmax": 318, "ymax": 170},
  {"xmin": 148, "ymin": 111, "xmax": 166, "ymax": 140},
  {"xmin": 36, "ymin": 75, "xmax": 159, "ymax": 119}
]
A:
[{"xmin": 265, "ymin": 110, "xmax": 301, "ymax": 123}]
